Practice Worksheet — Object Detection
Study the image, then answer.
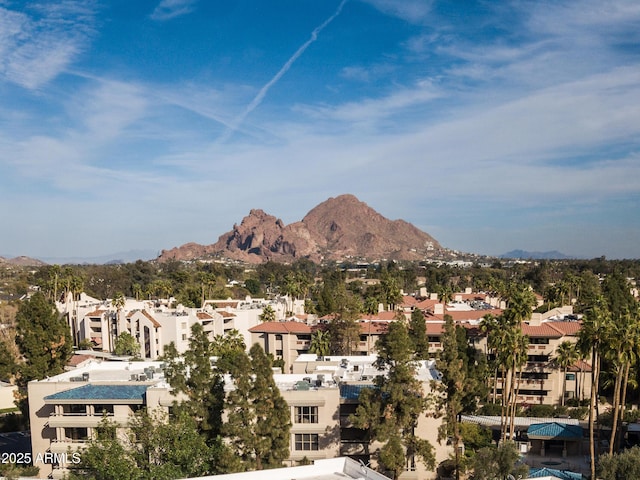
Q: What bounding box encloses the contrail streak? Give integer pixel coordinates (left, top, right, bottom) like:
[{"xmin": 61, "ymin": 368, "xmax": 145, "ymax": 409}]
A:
[{"xmin": 219, "ymin": 0, "xmax": 347, "ymax": 142}]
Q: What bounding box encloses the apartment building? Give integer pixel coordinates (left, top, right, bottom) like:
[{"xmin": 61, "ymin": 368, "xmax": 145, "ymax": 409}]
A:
[
  {"xmin": 249, "ymin": 321, "xmax": 313, "ymax": 372},
  {"xmin": 27, "ymin": 360, "xmax": 173, "ymax": 479},
  {"xmin": 424, "ymin": 307, "xmax": 591, "ymax": 406},
  {"xmin": 28, "ymin": 355, "xmax": 449, "ymax": 479}
]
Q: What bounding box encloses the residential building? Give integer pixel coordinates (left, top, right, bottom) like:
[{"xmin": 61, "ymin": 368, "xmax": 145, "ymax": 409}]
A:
[{"xmin": 28, "ymin": 356, "xmax": 450, "ymax": 479}]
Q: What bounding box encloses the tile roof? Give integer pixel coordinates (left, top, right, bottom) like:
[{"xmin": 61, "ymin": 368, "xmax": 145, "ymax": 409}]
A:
[
  {"xmin": 358, "ymin": 321, "xmax": 390, "ymax": 335},
  {"xmin": 85, "ymin": 309, "xmax": 105, "ymax": 317},
  {"xmin": 522, "ymin": 323, "xmax": 564, "ymax": 338},
  {"xmin": 140, "ymin": 310, "xmax": 162, "ymax": 328},
  {"xmin": 249, "ymin": 321, "xmax": 312, "ymax": 334},
  {"xmin": 568, "ymin": 359, "xmax": 592, "ymax": 373},
  {"xmin": 67, "ymin": 354, "xmax": 96, "ymax": 367},
  {"xmin": 401, "ymin": 295, "xmax": 419, "ymax": 307},
  {"xmin": 358, "ymin": 312, "xmax": 398, "ymax": 321},
  {"xmin": 527, "ymin": 422, "xmax": 583, "ymax": 439},
  {"xmin": 196, "ymin": 312, "xmax": 213, "ymax": 319},
  {"xmin": 415, "ymin": 299, "xmax": 438, "ymax": 309},
  {"xmin": 44, "ymin": 384, "xmax": 148, "ymax": 402},
  {"xmin": 545, "ymin": 321, "xmax": 582, "ymax": 336},
  {"xmin": 528, "ymin": 467, "xmax": 583, "ymax": 480}
]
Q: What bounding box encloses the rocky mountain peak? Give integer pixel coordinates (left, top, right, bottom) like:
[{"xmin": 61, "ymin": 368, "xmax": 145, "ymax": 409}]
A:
[{"xmin": 158, "ymin": 195, "xmax": 442, "ymax": 263}]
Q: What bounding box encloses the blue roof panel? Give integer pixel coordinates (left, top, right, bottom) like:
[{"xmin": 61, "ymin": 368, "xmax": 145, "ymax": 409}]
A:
[
  {"xmin": 527, "ymin": 422, "xmax": 583, "ymax": 439},
  {"xmin": 340, "ymin": 384, "xmax": 373, "ymax": 400},
  {"xmin": 528, "ymin": 467, "xmax": 584, "ymax": 479},
  {"xmin": 44, "ymin": 384, "xmax": 148, "ymax": 401}
]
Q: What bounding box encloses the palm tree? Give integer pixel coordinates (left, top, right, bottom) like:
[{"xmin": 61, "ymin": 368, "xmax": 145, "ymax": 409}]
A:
[
  {"xmin": 577, "ymin": 296, "xmax": 610, "ymax": 479},
  {"xmin": 606, "ymin": 309, "xmax": 640, "ymax": 454},
  {"xmin": 259, "ymin": 305, "xmax": 276, "ymax": 323},
  {"xmin": 554, "ymin": 341, "xmax": 579, "ymax": 407},
  {"xmin": 309, "ymin": 330, "xmax": 331, "ymax": 357}
]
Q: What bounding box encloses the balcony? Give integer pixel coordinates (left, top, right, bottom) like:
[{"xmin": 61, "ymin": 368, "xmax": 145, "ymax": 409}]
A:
[
  {"xmin": 48, "ymin": 413, "xmax": 130, "ymax": 428},
  {"xmin": 50, "ymin": 439, "xmax": 90, "ymax": 454}
]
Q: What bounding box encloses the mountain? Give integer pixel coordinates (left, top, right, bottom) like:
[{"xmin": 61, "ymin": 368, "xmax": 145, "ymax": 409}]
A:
[
  {"xmin": 40, "ymin": 249, "xmax": 158, "ymax": 265},
  {"xmin": 500, "ymin": 249, "xmax": 575, "ymax": 260},
  {"xmin": 0, "ymin": 255, "xmax": 47, "ymax": 267},
  {"xmin": 158, "ymin": 194, "xmax": 443, "ymax": 264}
]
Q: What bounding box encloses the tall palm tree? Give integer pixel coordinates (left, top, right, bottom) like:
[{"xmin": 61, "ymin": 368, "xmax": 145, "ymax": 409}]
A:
[
  {"xmin": 606, "ymin": 309, "xmax": 640, "ymax": 454},
  {"xmin": 577, "ymin": 296, "xmax": 610, "ymax": 480},
  {"xmin": 554, "ymin": 341, "xmax": 579, "ymax": 407}
]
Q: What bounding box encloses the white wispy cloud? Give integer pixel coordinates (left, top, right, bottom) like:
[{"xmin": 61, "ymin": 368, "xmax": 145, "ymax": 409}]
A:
[
  {"xmin": 218, "ymin": 0, "xmax": 348, "ymax": 142},
  {"xmin": 150, "ymin": 0, "xmax": 198, "ymax": 21},
  {"xmin": 0, "ymin": 1, "xmax": 96, "ymax": 89},
  {"xmin": 359, "ymin": 0, "xmax": 433, "ymax": 24}
]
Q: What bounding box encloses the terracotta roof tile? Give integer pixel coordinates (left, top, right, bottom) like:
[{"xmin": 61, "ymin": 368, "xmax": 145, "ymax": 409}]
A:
[
  {"xmin": 545, "ymin": 321, "xmax": 581, "ymax": 336},
  {"xmin": 85, "ymin": 309, "xmax": 105, "ymax": 317},
  {"xmin": 358, "ymin": 321, "xmax": 390, "ymax": 335},
  {"xmin": 140, "ymin": 310, "xmax": 162, "ymax": 329},
  {"xmin": 196, "ymin": 312, "xmax": 213, "ymax": 319},
  {"xmin": 358, "ymin": 311, "xmax": 398, "ymax": 321},
  {"xmin": 521, "ymin": 323, "xmax": 564, "ymax": 338},
  {"xmin": 249, "ymin": 321, "xmax": 311, "ymax": 334}
]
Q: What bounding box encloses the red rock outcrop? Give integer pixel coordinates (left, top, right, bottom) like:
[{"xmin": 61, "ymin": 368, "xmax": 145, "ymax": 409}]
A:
[{"xmin": 157, "ymin": 194, "xmax": 442, "ymax": 263}]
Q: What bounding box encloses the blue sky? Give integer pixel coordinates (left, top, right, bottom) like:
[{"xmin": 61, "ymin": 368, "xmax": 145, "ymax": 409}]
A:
[{"xmin": 1, "ymin": 0, "xmax": 639, "ymax": 261}]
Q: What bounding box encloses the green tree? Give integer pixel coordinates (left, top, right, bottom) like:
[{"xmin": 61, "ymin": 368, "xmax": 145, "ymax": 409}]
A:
[
  {"xmin": 470, "ymin": 442, "xmax": 528, "ymax": 480},
  {"xmin": 554, "ymin": 340, "xmax": 579, "ymax": 407},
  {"xmin": 162, "ymin": 323, "xmax": 224, "ymax": 446},
  {"xmin": 577, "ymin": 296, "xmax": 610, "ymax": 479},
  {"xmin": 309, "ymin": 329, "xmax": 331, "ymax": 357},
  {"xmin": 408, "ymin": 309, "xmax": 428, "ymax": 360},
  {"xmin": 15, "ymin": 292, "xmax": 73, "ymax": 384},
  {"xmin": 435, "ymin": 315, "xmax": 465, "ymax": 480},
  {"xmin": 69, "ymin": 418, "xmax": 138, "ymax": 480},
  {"xmin": 259, "ymin": 305, "xmax": 276, "ymax": 322},
  {"xmin": 71, "ymin": 410, "xmax": 213, "ymax": 480},
  {"xmin": 223, "ymin": 344, "xmax": 291, "ymax": 471},
  {"xmin": 129, "ymin": 409, "xmax": 212, "ymax": 479},
  {"xmin": 351, "ymin": 321, "xmax": 434, "ymax": 479},
  {"xmin": 113, "ymin": 332, "xmax": 141, "ymax": 357},
  {"xmin": 598, "ymin": 446, "xmax": 640, "ymax": 480}
]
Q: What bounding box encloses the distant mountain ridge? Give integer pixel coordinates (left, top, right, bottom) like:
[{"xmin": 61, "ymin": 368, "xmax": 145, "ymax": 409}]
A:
[
  {"xmin": 0, "ymin": 255, "xmax": 47, "ymax": 267},
  {"xmin": 158, "ymin": 194, "xmax": 443, "ymax": 264},
  {"xmin": 500, "ymin": 249, "xmax": 575, "ymax": 260}
]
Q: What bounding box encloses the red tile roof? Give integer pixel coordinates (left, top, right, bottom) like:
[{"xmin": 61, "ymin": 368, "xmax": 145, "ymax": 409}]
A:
[
  {"xmin": 358, "ymin": 311, "xmax": 398, "ymax": 321},
  {"xmin": 67, "ymin": 354, "xmax": 96, "ymax": 367},
  {"xmin": 196, "ymin": 312, "xmax": 214, "ymax": 319},
  {"xmin": 85, "ymin": 309, "xmax": 105, "ymax": 317},
  {"xmin": 569, "ymin": 359, "xmax": 593, "ymax": 373},
  {"xmin": 358, "ymin": 321, "xmax": 390, "ymax": 335},
  {"xmin": 521, "ymin": 323, "xmax": 564, "ymax": 338},
  {"xmin": 249, "ymin": 321, "xmax": 312, "ymax": 334},
  {"xmin": 545, "ymin": 321, "xmax": 581, "ymax": 336},
  {"xmin": 140, "ymin": 310, "xmax": 162, "ymax": 328}
]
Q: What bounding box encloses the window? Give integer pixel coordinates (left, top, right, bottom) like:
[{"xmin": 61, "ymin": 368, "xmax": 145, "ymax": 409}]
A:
[
  {"xmin": 63, "ymin": 404, "xmax": 86, "ymax": 415},
  {"xmin": 94, "ymin": 405, "xmax": 114, "ymax": 416},
  {"xmin": 182, "ymin": 334, "xmax": 187, "ymax": 341},
  {"xmin": 565, "ymin": 373, "xmax": 576, "ymax": 381},
  {"xmin": 65, "ymin": 427, "xmax": 88, "ymax": 442},
  {"xmin": 295, "ymin": 433, "xmax": 319, "ymax": 451},
  {"xmin": 275, "ymin": 334, "xmax": 283, "ymax": 341},
  {"xmin": 295, "ymin": 406, "xmax": 318, "ymax": 424},
  {"xmin": 529, "ymin": 337, "xmax": 550, "ymax": 345}
]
